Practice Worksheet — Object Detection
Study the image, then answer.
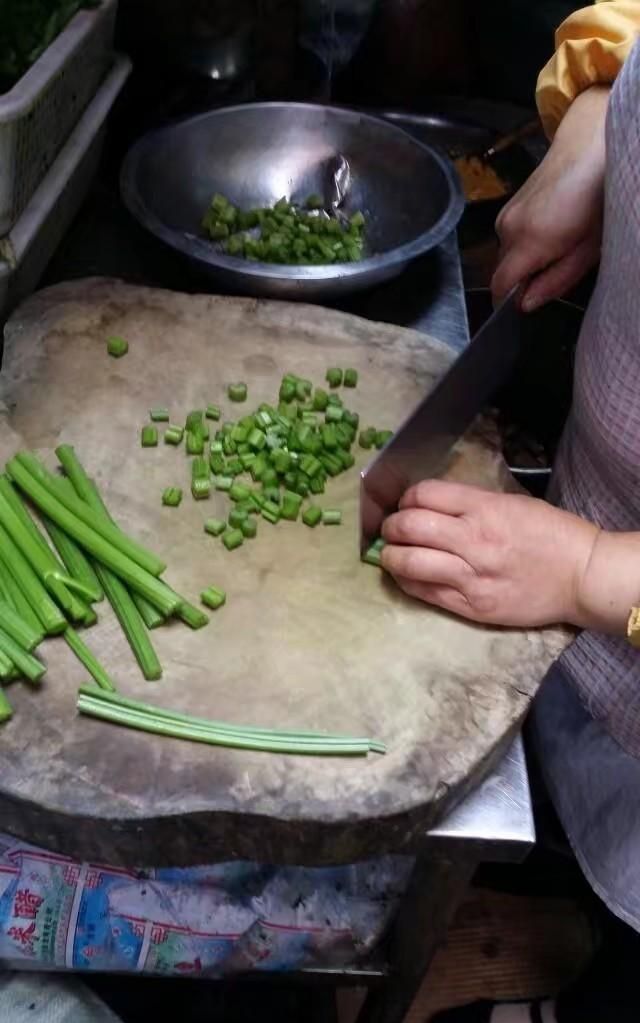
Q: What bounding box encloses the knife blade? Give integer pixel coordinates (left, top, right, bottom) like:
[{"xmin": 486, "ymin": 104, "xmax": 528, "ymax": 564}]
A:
[{"xmin": 360, "ymin": 290, "xmax": 522, "ymax": 551}]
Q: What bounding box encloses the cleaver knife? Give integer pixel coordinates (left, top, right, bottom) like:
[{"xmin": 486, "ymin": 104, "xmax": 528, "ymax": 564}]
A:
[{"xmin": 360, "ymin": 290, "xmax": 522, "ymax": 551}]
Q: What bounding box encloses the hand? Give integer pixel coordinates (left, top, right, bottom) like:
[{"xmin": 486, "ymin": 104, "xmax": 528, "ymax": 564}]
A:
[
  {"xmin": 491, "ymin": 86, "xmax": 610, "ymax": 312},
  {"xmin": 381, "ymin": 480, "xmax": 599, "ymax": 629}
]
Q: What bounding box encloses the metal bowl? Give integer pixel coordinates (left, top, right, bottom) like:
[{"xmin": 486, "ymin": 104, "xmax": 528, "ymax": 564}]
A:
[{"xmin": 120, "ymin": 102, "xmax": 464, "ymax": 300}]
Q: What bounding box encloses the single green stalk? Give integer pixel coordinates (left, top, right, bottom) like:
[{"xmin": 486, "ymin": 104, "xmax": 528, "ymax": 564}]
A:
[
  {"xmin": 78, "ymin": 684, "xmax": 382, "ymax": 746},
  {"xmin": 77, "ymin": 689, "xmax": 376, "ymax": 756},
  {"xmin": 64, "ymin": 628, "xmax": 117, "ymax": 692},
  {"xmin": 93, "ymin": 563, "xmax": 162, "ymax": 681}
]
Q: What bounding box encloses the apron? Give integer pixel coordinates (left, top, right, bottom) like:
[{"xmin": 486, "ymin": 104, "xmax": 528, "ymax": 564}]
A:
[{"xmin": 531, "ymin": 34, "xmax": 640, "ymax": 932}]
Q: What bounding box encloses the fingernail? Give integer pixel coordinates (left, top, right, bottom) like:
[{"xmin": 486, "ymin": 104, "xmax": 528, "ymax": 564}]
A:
[{"xmin": 522, "ymin": 295, "xmax": 539, "ymax": 313}]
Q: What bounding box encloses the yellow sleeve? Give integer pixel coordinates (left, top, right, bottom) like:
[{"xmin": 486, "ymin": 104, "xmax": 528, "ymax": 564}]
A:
[{"xmin": 537, "ymin": 1, "xmax": 640, "ymax": 137}]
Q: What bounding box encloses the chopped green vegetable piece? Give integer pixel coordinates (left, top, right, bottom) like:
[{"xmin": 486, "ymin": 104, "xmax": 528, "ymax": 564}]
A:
[
  {"xmin": 191, "ymin": 479, "xmax": 210, "ymax": 501},
  {"xmin": 350, "ymin": 211, "xmax": 365, "ymax": 229},
  {"xmin": 343, "ymin": 368, "xmax": 358, "ymax": 387},
  {"xmin": 107, "ymin": 336, "xmax": 128, "ymax": 358},
  {"xmin": 205, "ymin": 405, "xmax": 221, "ymax": 421},
  {"xmin": 302, "ymin": 505, "xmax": 322, "ymax": 528},
  {"xmin": 241, "ymin": 517, "xmax": 258, "ymax": 539},
  {"xmin": 248, "ymin": 428, "xmax": 266, "ymax": 452},
  {"xmin": 362, "ymin": 540, "xmax": 386, "ymax": 567},
  {"xmin": 321, "ymin": 424, "xmax": 338, "ymax": 450},
  {"xmin": 164, "ymin": 425, "xmax": 184, "ymax": 446},
  {"xmin": 204, "ymin": 518, "xmax": 226, "ymax": 537},
  {"xmin": 228, "ymin": 383, "xmax": 248, "ymax": 403},
  {"xmin": 325, "ymin": 405, "xmax": 343, "ymax": 423},
  {"xmin": 185, "ymin": 410, "xmax": 203, "ymax": 433},
  {"xmin": 280, "ymin": 491, "xmax": 303, "ymax": 521},
  {"xmin": 306, "ymin": 194, "xmax": 323, "ymax": 210},
  {"xmin": 320, "ymin": 453, "xmax": 342, "ymax": 477},
  {"xmin": 375, "ymin": 430, "xmax": 393, "ymax": 449},
  {"xmin": 338, "ymin": 450, "xmax": 356, "ymax": 470},
  {"xmin": 327, "ymin": 393, "xmax": 343, "ymax": 407},
  {"xmin": 210, "ymin": 452, "xmax": 226, "ymax": 474},
  {"xmin": 343, "ymin": 410, "xmax": 360, "ymax": 429},
  {"xmin": 141, "ymin": 425, "xmax": 158, "ymax": 448},
  {"xmin": 312, "ymin": 388, "xmax": 329, "ymax": 411},
  {"xmin": 222, "ymin": 528, "xmax": 244, "ymax": 551},
  {"xmin": 359, "ymin": 427, "xmax": 377, "ymax": 449},
  {"xmin": 229, "ymin": 508, "xmax": 248, "ymax": 529},
  {"xmin": 201, "ymin": 586, "xmax": 226, "ymax": 611},
  {"xmin": 186, "ymin": 430, "xmax": 205, "ymax": 456},
  {"xmin": 222, "ymin": 433, "xmax": 237, "ymax": 456},
  {"xmin": 229, "ymin": 482, "xmax": 251, "ymax": 503},
  {"xmin": 322, "ymin": 509, "xmax": 342, "ymax": 525},
  {"xmin": 326, "ymin": 368, "xmax": 343, "ymax": 388},
  {"xmin": 162, "ymin": 487, "xmax": 183, "ymax": 507},
  {"xmin": 279, "ymin": 380, "xmax": 296, "ymax": 402},
  {"xmin": 150, "ymin": 408, "xmax": 170, "ymax": 422},
  {"xmin": 215, "ymin": 475, "xmax": 233, "ymax": 492}
]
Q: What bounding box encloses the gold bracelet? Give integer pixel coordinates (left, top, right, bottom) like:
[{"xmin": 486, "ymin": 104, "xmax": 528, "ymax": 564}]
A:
[{"xmin": 628, "ymin": 607, "xmax": 640, "ymax": 648}]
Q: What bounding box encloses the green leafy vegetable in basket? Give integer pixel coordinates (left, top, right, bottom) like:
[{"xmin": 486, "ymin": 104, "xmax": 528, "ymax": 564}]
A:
[{"xmin": 0, "ymin": 1, "xmax": 99, "ymax": 92}]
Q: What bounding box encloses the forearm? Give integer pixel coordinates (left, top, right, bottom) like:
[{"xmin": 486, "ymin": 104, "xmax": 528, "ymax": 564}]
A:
[
  {"xmin": 550, "ymin": 84, "xmax": 609, "ymax": 177},
  {"xmin": 576, "ymin": 530, "xmax": 640, "ymax": 635}
]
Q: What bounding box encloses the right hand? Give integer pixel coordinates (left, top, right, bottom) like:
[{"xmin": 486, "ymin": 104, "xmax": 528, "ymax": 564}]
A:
[{"xmin": 491, "ymin": 85, "xmax": 610, "ymax": 312}]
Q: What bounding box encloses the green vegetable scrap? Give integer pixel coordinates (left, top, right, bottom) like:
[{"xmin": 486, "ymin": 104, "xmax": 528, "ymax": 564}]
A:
[
  {"xmin": 201, "ymin": 586, "xmax": 226, "ymax": 611},
  {"xmin": 362, "ymin": 537, "xmax": 386, "ymax": 567},
  {"xmin": 141, "ymin": 425, "xmax": 158, "ymax": 448},
  {"xmin": 162, "ymin": 487, "xmax": 183, "ymax": 507},
  {"xmin": 164, "ymin": 425, "xmax": 184, "ymax": 446},
  {"xmin": 107, "ymin": 336, "xmax": 128, "ymax": 359},
  {"xmin": 222, "ymin": 528, "xmax": 243, "ymax": 551},
  {"xmin": 77, "ymin": 685, "xmax": 386, "ymax": 757},
  {"xmin": 204, "ymin": 518, "xmax": 226, "ymax": 537},
  {"xmin": 228, "ymin": 383, "xmax": 248, "ymax": 403}
]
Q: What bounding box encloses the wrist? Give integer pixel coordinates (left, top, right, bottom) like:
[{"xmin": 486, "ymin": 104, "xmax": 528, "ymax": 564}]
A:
[{"xmin": 574, "ymin": 530, "xmax": 640, "ymax": 635}]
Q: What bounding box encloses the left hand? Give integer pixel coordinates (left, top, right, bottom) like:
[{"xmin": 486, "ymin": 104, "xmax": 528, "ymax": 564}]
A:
[{"xmin": 381, "ymin": 480, "xmax": 599, "ymax": 629}]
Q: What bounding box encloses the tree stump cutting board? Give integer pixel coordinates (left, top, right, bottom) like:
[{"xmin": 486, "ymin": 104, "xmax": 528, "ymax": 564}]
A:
[{"xmin": 0, "ymin": 279, "xmax": 570, "ymax": 866}]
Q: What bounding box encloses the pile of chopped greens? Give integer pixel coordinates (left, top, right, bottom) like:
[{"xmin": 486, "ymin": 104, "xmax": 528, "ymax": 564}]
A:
[{"xmin": 202, "ymin": 193, "xmax": 366, "ymax": 266}]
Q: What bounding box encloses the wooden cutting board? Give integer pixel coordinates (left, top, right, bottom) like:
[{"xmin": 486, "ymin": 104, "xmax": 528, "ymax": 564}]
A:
[{"xmin": 0, "ymin": 279, "xmax": 569, "ymax": 866}]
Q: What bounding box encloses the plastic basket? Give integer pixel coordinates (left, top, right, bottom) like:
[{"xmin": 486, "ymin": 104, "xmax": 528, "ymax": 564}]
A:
[
  {"xmin": 0, "ymin": 0, "xmax": 118, "ymax": 236},
  {"xmin": 0, "ymin": 56, "xmax": 132, "ymax": 326}
]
